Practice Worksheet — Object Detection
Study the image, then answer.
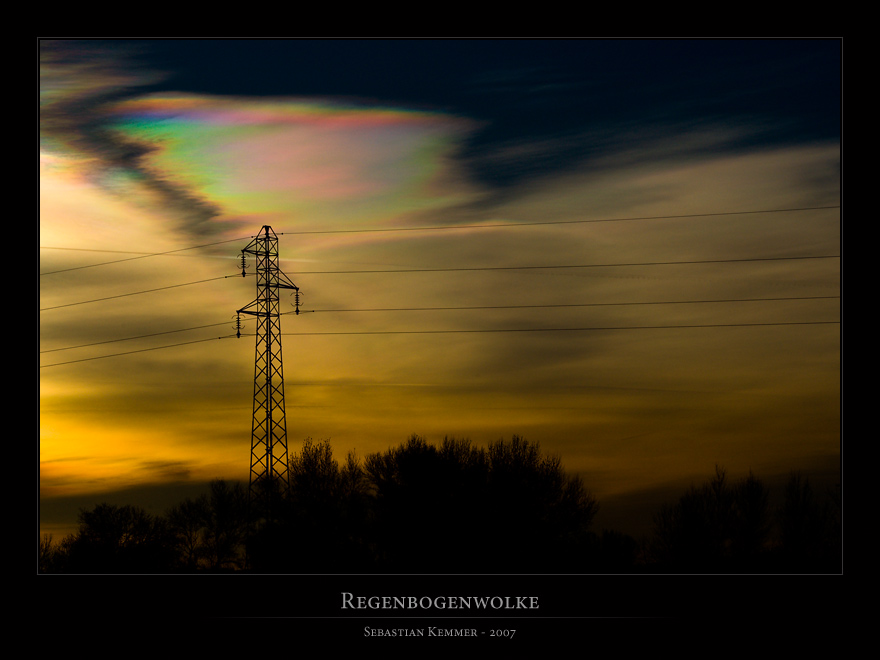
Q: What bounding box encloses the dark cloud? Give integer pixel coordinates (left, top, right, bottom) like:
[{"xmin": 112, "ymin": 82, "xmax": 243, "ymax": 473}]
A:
[
  {"xmin": 138, "ymin": 460, "xmax": 193, "ymax": 481},
  {"xmin": 40, "ymin": 40, "xmax": 222, "ymax": 237},
  {"xmin": 43, "ymin": 39, "xmax": 841, "ymax": 196}
]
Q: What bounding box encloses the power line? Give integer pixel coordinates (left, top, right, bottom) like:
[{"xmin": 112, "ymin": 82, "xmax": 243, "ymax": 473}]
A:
[
  {"xmin": 298, "ymin": 295, "xmax": 840, "ymax": 314},
  {"xmin": 39, "ymin": 254, "xmax": 840, "ymax": 313},
  {"xmin": 41, "ymin": 295, "xmax": 838, "ymax": 354},
  {"xmin": 39, "ymin": 236, "xmax": 251, "ymax": 276},
  {"xmin": 39, "ymin": 319, "xmax": 839, "ymax": 369},
  {"xmin": 275, "ymin": 205, "xmax": 841, "ymax": 236},
  {"xmin": 276, "ymin": 320, "xmax": 839, "ymax": 337},
  {"xmin": 38, "ymin": 205, "xmax": 840, "ymax": 275},
  {"xmin": 40, "ymin": 295, "xmax": 839, "ymax": 355},
  {"xmin": 39, "ymin": 321, "xmax": 234, "ymax": 353},
  {"xmin": 39, "ymin": 275, "xmax": 240, "ymax": 311},
  {"xmin": 294, "ymin": 255, "xmax": 840, "ymax": 275},
  {"xmin": 39, "ymin": 335, "xmax": 238, "ymax": 368}
]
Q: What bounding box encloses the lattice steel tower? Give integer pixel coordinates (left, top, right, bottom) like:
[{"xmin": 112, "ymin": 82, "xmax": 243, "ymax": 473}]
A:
[{"xmin": 236, "ymin": 225, "xmax": 300, "ymax": 525}]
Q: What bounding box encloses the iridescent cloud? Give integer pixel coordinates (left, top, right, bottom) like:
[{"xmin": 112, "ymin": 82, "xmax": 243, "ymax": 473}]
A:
[{"xmin": 95, "ymin": 94, "xmax": 483, "ymax": 235}]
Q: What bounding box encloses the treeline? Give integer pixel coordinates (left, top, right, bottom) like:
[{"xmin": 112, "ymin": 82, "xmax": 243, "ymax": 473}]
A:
[
  {"xmin": 651, "ymin": 466, "xmax": 840, "ymax": 573},
  {"xmin": 38, "ymin": 435, "xmax": 840, "ymax": 574}
]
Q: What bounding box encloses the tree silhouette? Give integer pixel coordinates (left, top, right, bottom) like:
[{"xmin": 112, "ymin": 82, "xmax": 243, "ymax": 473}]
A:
[
  {"xmin": 364, "ymin": 435, "xmax": 598, "ymax": 573},
  {"xmin": 165, "ymin": 479, "xmax": 247, "ymax": 571},
  {"xmin": 365, "ymin": 435, "xmax": 488, "ymax": 572},
  {"xmin": 166, "ymin": 494, "xmax": 211, "ymax": 571},
  {"xmin": 651, "ymin": 466, "xmax": 771, "ymax": 572},
  {"xmin": 729, "ymin": 470, "xmax": 771, "ymax": 562},
  {"xmin": 202, "ymin": 479, "xmax": 247, "ymax": 571},
  {"xmin": 247, "ymin": 439, "xmax": 372, "ymax": 572},
  {"xmin": 588, "ymin": 529, "xmax": 641, "ymax": 573},
  {"xmin": 60, "ymin": 503, "xmax": 176, "ymax": 573},
  {"xmin": 42, "ymin": 439, "xmax": 838, "ymax": 574},
  {"xmin": 777, "ymin": 472, "xmax": 840, "ymax": 571},
  {"xmin": 485, "ymin": 435, "xmax": 598, "ymax": 570},
  {"xmin": 39, "ymin": 534, "xmax": 59, "ymax": 573}
]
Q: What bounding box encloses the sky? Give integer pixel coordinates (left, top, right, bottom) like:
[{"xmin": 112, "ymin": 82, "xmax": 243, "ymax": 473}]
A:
[{"xmin": 39, "ymin": 39, "xmax": 840, "ymax": 541}]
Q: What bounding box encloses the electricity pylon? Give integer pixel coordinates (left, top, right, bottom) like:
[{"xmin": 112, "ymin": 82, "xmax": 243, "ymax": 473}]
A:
[{"xmin": 236, "ymin": 225, "xmax": 300, "ymax": 528}]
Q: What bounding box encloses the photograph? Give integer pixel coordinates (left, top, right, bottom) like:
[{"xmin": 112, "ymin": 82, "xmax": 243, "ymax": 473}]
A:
[{"xmin": 39, "ymin": 38, "xmax": 841, "ymax": 631}]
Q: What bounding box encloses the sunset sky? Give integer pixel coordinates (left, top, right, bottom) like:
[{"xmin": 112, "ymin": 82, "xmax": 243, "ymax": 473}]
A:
[{"xmin": 39, "ymin": 39, "xmax": 840, "ymax": 541}]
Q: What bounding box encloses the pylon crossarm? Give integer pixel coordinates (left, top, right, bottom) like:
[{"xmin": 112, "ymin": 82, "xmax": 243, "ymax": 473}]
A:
[{"xmin": 276, "ymin": 272, "xmax": 300, "ymax": 291}]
